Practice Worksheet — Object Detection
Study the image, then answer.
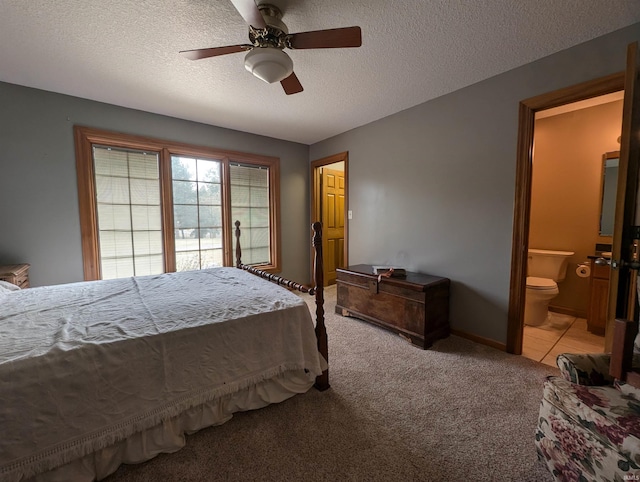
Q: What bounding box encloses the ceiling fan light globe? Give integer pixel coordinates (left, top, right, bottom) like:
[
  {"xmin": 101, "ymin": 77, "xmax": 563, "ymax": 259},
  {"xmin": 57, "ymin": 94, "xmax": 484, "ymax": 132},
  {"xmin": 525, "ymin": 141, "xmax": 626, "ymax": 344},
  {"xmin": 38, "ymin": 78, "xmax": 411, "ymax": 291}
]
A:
[{"xmin": 244, "ymin": 47, "xmax": 293, "ymax": 84}]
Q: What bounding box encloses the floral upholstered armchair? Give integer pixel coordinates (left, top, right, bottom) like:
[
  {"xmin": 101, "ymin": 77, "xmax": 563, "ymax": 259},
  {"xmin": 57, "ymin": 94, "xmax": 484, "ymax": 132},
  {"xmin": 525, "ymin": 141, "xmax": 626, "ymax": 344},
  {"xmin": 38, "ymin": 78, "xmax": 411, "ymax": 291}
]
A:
[{"xmin": 535, "ymin": 345, "xmax": 640, "ymax": 481}]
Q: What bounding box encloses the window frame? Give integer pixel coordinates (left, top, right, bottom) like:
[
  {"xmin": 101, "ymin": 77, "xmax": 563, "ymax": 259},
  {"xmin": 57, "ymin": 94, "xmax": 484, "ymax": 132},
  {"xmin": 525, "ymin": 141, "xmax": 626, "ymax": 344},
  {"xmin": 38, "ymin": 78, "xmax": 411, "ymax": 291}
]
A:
[{"xmin": 75, "ymin": 126, "xmax": 281, "ymax": 280}]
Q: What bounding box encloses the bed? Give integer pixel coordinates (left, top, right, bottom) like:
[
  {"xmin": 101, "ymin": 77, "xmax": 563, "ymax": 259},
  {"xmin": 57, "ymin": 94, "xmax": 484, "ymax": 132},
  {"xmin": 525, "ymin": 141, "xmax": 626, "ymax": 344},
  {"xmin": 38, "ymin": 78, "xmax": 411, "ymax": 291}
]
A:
[{"xmin": 0, "ymin": 222, "xmax": 328, "ymax": 482}]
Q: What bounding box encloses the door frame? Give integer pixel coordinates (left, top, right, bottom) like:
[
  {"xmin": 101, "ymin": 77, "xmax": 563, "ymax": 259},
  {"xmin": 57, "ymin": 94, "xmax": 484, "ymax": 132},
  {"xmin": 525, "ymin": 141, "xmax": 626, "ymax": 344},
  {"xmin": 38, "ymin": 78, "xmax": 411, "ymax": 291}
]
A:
[
  {"xmin": 506, "ymin": 72, "xmax": 624, "ymax": 355},
  {"xmin": 310, "ymin": 152, "xmax": 349, "ymax": 285}
]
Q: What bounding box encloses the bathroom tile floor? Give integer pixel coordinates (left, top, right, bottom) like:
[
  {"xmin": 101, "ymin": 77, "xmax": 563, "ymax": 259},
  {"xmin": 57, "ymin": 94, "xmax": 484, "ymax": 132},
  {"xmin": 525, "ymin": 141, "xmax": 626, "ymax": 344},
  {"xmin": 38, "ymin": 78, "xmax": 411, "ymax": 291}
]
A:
[{"xmin": 522, "ymin": 312, "xmax": 605, "ymax": 367}]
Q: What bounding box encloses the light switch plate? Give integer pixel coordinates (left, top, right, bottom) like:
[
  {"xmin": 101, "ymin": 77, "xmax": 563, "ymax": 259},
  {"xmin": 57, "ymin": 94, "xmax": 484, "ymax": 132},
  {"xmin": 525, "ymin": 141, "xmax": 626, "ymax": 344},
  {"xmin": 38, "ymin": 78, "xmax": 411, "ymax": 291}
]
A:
[{"xmin": 348, "ymin": 210, "xmax": 353, "ymax": 220}]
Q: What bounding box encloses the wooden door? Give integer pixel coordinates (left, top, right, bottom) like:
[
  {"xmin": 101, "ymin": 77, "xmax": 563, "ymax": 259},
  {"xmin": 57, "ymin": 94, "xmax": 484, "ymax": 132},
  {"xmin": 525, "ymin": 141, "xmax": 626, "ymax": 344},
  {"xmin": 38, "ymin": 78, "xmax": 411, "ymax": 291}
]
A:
[
  {"xmin": 605, "ymin": 41, "xmax": 640, "ymax": 351},
  {"xmin": 321, "ymin": 167, "xmax": 345, "ymax": 285}
]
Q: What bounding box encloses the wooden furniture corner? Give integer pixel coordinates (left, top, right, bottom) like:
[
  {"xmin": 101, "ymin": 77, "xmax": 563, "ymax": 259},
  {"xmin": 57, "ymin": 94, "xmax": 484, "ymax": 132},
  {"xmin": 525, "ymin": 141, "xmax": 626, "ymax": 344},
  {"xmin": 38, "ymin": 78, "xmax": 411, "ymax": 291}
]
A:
[
  {"xmin": 610, "ymin": 318, "xmax": 640, "ymax": 388},
  {"xmin": 0, "ymin": 263, "xmax": 30, "ymax": 289}
]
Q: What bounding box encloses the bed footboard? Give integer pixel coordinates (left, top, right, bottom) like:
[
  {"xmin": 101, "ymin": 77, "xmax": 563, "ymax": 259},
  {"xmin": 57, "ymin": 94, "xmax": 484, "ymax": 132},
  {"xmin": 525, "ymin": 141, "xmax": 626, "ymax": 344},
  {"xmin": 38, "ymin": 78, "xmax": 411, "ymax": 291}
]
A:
[{"xmin": 235, "ymin": 221, "xmax": 329, "ymax": 391}]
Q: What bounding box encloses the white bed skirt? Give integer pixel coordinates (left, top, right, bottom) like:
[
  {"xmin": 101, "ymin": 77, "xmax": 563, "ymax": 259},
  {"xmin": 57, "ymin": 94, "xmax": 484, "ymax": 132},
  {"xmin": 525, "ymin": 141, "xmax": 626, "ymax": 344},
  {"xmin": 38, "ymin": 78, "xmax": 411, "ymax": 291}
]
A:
[{"xmin": 27, "ymin": 369, "xmax": 315, "ymax": 482}]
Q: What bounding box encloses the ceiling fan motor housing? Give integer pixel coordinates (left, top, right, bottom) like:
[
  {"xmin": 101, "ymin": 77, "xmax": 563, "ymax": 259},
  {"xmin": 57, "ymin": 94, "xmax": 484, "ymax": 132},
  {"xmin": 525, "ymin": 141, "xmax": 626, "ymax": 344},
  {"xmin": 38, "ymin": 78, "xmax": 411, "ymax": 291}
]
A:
[
  {"xmin": 249, "ymin": 4, "xmax": 289, "ymax": 49},
  {"xmin": 244, "ymin": 4, "xmax": 292, "ymax": 84},
  {"xmin": 257, "ymin": 4, "xmax": 288, "ymax": 33}
]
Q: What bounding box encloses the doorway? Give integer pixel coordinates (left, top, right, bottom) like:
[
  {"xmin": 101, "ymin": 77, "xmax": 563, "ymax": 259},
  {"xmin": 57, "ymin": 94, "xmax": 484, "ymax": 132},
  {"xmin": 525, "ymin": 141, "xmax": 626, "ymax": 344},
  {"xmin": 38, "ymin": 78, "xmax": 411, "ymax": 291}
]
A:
[
  {"xmin": 522, "ymin": 93, "xmax": 623, "ymax": 365},
  {"xmin": 506, "ymin": 72, "xmax": 625, "ymax": 356},
  {"xmin": 311, "ymin": 152, "xmax": 349, "ymax": 286}
]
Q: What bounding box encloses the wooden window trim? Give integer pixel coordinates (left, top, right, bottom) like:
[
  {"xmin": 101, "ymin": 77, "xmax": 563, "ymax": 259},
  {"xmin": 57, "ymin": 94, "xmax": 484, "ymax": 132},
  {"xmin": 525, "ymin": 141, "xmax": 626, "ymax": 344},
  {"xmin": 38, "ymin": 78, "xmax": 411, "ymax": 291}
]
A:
[{"xmin": 74, "ymin": 126, "xmax": 281, "ymax": 280}]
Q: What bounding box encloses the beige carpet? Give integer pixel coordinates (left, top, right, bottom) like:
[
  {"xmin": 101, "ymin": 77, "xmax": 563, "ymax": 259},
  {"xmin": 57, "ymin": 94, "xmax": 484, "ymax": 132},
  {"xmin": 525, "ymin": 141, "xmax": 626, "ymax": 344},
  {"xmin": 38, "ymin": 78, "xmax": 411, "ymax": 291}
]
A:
[{"xmin": 106, "ymin": 285, "xmax": 558, "ymax": 482}]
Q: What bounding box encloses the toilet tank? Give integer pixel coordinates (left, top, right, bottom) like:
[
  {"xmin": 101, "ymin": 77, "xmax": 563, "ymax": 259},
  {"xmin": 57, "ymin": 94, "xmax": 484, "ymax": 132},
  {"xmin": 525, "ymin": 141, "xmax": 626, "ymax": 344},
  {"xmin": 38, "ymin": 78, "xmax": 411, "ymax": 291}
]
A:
[{"xmin": 528, "ymin": 249, "xmax": 575, "ymax": 282}]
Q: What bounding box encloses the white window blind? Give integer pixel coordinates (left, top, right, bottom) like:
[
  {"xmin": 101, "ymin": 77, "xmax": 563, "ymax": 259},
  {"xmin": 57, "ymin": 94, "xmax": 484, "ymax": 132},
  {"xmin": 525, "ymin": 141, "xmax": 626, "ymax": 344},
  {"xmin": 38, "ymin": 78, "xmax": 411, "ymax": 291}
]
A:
[
  {"xmin": 230, "ymin": 163, "xmax": 270, "ymax": 265},
  {"xmin": 93, "ymin": 146, "xmax": 163, "ymax": 279}
]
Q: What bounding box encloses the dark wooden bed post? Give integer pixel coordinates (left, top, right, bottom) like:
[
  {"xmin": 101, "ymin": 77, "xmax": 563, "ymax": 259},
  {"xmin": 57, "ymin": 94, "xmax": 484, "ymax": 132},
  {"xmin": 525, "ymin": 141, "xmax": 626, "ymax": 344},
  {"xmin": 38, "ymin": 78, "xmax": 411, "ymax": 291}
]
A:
[
  {"xmin": 235, "ymin": 220, "xmax": 242, "ymax": 268},
  {"xmin": 234, "ymin": 221, "xmax": 329, "ymax": 391},
  {"xmin": 311, "ymin": 222, "xmax": 329, "ymax": 391}
]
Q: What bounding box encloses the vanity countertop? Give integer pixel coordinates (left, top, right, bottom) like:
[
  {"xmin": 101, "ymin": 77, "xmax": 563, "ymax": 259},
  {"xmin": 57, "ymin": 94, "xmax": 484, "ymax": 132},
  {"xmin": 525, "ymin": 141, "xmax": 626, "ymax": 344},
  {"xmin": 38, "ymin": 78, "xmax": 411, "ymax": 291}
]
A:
[{"xmin": 588, "ymin": 251, "xmax": 612, "ymax": 259}]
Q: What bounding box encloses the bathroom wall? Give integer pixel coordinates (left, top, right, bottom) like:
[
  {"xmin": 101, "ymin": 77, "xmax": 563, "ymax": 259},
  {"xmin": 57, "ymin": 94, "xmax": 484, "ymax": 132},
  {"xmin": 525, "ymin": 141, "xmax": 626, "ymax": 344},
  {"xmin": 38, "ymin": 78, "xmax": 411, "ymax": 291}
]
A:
[{"xmin": 529, "ymin": 99, "xmax": 623, "ymax": 316}]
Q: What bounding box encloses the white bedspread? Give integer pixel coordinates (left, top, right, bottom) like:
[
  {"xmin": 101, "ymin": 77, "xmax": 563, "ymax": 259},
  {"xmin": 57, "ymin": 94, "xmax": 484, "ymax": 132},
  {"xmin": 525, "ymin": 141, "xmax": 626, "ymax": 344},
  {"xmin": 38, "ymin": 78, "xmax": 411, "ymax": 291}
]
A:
[{"xmin": 0, "ymin": 268, "xmax": 324, "ymax": 481}]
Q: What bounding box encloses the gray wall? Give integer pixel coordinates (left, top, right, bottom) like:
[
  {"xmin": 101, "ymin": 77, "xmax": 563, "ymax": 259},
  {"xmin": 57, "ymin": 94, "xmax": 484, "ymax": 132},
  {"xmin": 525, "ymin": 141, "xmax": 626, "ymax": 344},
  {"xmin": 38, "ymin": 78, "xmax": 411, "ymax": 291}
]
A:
[
  {"xmin": 2, "ymin": 22, "xmax": 639, "ymax": 346},
  {"xmin": 310, "ymin": 23, "xmax": 640, "ymax": 345},
  {"xmin": 0, "ymin": 83, "xmax": 310, "ymax": 286}
]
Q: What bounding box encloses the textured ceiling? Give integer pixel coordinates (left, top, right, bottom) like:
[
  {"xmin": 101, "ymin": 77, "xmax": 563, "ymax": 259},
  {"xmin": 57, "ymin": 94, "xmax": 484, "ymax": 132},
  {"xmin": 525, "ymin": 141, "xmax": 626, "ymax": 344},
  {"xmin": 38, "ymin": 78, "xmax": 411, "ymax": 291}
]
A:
[{"xmin": 1, "ymin": 0, "xmax": 639, "ymax": 144}]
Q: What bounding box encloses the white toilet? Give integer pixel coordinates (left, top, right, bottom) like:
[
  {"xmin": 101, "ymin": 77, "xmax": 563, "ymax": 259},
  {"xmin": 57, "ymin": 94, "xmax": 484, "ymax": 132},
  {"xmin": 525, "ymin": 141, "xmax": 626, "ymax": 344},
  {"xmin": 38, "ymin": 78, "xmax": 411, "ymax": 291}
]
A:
[{"xmin": 524, "ymin": 248, "xmax": 575, "ymax": 326}]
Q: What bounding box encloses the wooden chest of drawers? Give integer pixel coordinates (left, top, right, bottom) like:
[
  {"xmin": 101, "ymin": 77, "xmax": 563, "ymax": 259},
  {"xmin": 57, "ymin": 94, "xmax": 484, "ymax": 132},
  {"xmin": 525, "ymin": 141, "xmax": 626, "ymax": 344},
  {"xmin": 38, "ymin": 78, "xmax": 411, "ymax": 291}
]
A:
[
  {"xmin": 335, "ymin": 264, "xmax": 450, "ymax": 349},
  {"xmin": 0, "ymin": 263, "xmax": 30, "ymax": 289}
]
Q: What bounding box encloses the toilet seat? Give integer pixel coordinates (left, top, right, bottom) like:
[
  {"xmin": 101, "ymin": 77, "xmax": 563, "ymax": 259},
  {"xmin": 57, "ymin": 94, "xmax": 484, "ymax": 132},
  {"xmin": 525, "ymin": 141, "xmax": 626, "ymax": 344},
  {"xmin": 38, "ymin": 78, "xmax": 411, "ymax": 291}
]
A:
[{"xmin": 526, "ymin": 276, "xmax": 557, "ymax": 290}]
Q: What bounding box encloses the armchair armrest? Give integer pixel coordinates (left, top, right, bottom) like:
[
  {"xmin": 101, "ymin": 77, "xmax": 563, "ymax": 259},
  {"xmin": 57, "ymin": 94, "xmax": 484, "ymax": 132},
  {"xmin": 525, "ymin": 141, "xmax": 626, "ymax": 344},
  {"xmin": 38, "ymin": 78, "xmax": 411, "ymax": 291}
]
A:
[{"xmin": 556, "ymin": 353, "xmax": 614, "ymax": 386}]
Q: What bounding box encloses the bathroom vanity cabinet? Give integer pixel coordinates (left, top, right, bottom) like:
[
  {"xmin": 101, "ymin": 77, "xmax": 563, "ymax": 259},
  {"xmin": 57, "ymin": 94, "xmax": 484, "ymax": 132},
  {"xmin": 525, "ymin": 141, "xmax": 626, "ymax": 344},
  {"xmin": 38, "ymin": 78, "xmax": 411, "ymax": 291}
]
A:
[{"xmin": 587, "ymin": 257, "xmax": 610, "ymax": 335}]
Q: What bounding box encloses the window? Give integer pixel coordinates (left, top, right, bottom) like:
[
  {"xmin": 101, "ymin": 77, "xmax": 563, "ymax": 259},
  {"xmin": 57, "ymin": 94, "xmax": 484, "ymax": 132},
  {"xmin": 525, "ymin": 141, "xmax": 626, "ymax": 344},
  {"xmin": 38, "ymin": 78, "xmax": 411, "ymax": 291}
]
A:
[
  {"xmin": 230, "ymin": 163, "xmax": 271, "ymax": 265},
  {"xmin": 93, "ymin": 146, "xmax": 163, "ymax": 279},
  {"xmin": 75, "ymin": 126, "xmax": 280, "ymax": 280},
  {"xmin": 171, "ymin": 156, "xmax": 224, "ymax": 271}
]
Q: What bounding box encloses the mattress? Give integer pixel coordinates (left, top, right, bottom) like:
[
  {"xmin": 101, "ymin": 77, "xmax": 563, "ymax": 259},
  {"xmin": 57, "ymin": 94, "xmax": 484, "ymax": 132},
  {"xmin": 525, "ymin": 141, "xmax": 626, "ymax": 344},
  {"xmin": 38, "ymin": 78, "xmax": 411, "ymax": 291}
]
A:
[{"xmin": 0, "ymin": 268, "xmax": 324, "ymax": 481}]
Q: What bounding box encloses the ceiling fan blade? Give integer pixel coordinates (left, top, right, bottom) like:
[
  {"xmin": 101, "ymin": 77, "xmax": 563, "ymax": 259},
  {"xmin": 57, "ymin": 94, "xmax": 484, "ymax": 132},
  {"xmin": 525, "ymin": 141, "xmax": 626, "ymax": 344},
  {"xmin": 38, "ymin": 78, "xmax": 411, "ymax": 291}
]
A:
[
  {"xmin": 281, "ymin": 72, "xmax": 303, "ymax": 95},
  {"xmin": 229, "ymin": 0, "xmax": 267, "ymax": 28},
  {"xmin": 288, "ymin": 26, "xmax": 362, "ymax": 50},
  {"xmin": 180, "ymin": 45, "xmax": 253, "ymax": 61}
]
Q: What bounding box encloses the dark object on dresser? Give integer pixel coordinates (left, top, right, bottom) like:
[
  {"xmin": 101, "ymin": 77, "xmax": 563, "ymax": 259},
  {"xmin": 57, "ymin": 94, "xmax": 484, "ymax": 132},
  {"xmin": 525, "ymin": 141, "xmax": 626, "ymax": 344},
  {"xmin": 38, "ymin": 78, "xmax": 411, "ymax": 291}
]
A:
[{"xmin": 335, "ymin": 264, "xmax": 450, "ymax": 349}]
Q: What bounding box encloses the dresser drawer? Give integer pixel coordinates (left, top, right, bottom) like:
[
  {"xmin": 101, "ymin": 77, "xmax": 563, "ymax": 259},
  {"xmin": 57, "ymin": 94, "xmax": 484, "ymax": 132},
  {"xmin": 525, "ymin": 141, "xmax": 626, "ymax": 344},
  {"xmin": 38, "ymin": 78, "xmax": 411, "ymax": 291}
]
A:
[{"xmin": 14, "ymin": 272, "xmax": 30, "ymax": 289}]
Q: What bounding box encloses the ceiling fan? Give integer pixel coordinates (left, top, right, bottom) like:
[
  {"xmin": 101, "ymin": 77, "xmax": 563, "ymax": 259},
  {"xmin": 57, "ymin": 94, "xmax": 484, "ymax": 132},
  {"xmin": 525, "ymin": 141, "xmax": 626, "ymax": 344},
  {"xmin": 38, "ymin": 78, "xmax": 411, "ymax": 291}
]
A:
[{"xmin": 179, "ymin": 0, "xmax": 362, "ymax": 95}]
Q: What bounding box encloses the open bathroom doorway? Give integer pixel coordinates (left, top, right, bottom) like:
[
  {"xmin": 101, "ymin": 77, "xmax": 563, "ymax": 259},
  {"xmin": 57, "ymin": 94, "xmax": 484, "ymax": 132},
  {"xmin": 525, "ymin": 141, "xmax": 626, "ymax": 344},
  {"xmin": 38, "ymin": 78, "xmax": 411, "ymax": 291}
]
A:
[
  {"xmin": 505, "ymin": 71, "xmax": 627, "ymax": 361},
  {"xmin": 522, "ymin": 92, "xmax": 623, "ymax": 366}
]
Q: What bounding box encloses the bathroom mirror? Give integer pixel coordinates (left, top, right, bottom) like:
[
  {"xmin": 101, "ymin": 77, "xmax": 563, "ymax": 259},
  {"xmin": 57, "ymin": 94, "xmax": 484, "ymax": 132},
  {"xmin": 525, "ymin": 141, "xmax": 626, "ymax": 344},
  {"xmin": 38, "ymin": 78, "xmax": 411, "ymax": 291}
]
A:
[{"xmin": 599, "ymin": 151, "xmax": 620, "ymax": 237}]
